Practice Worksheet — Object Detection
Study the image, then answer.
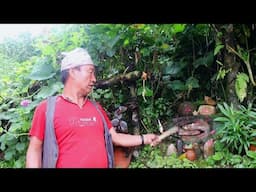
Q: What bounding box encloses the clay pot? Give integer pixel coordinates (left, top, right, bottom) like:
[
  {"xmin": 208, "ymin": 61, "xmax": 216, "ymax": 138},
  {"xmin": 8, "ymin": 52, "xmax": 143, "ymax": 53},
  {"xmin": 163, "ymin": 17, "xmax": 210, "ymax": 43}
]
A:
[
  {"xmin": 185, "ymin": 148, "xmax": 196, "ymax": 161},
  {"xmin": 249, "ymin": 144, "xmax": 256, "ymax": 151},
  {"xmin": 114, "ymin": 146, "xmax": 132, "ymax": 168},
  {"xmin": 177, "ymin": 102, "xmax": 196, "ymax": 116}
]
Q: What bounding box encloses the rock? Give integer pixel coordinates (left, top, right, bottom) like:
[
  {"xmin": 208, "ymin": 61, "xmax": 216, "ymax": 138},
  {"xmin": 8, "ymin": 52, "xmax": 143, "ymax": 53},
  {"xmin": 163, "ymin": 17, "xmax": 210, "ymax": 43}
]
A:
[
  {"xmin": 177, "ymin": 102, "xmax": 196, "ymax": 116},
  {"xmin": 204, "ymin": 96, "xmax": 216, "ymax": 106},
  {"xmin": 198, "ymin": 105, "xmax": 216, "ymax": 116},
  {"xmin": 203, "ymin": 138, "xmax": 214, "ymax": 158},
  {"xmin": 166, "ymin": 143, "xmax": 177, "ymax": 156}
]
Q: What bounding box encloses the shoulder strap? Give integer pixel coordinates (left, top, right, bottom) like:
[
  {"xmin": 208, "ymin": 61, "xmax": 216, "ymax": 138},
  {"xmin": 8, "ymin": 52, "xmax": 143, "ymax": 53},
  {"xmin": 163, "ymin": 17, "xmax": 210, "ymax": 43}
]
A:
[
  {"xmin": 91, "ymin": 100, "xmax": 114, "ymax": 168},
  {"xmin": 42, "ymin": 95, "xmax": 59, "ymax": 168}
]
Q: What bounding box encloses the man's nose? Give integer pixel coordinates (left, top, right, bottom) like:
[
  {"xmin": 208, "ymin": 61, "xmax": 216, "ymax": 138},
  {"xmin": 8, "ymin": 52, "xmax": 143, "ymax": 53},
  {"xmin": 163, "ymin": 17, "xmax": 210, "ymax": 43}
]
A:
[{"xmin": 91, "ymin": 76, "xmax": 96, "ymax": 84}]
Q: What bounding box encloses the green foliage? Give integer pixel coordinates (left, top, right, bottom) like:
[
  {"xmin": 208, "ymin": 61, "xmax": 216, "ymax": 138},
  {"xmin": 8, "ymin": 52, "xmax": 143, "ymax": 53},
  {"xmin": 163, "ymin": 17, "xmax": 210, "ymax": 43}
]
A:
[
  {"xmin": 235, "ymin": 72, "xmax": 249, "ymax": 102},
  {"xmin": 216, "ymin": 61, "xmax": 231, "ymax": 80},
  {"xmin": 129, "ymin": 145, "xmax": 197, "ymax": 168},
  {"xmin": 0, "ymin": 160, "xmax": 14, "ymax": 168},
  {"xmin": 200, "ymin": 140, "xmax": 256, "ymax": 168},
  {"xmin": 171, "ymin": 24, "xmax": 186, "ymax": 34},
  {"xmin": 139, "ymin": 97, "xmax": 171, "ymax": 133},
  {"xmin": 161, "ymin": 58, "xmax": 187, "ymax": 77},
  {"xmin": 130, "ymin": 140, "xmax": 256, "ymax": 168},
  {"xmin": 193, "ymin": 52, "xmax": 214, "ymax": 69},
  {"xmin": 91, "ymin": 88, "xmax": 115, "ymax": 110},
  {"xmin": 214, "ymin": 102, "xmax": 256, "ymax": 155},
  {"xmin": 186, "ymin": 77, "xmax": 199, "ymax": 91},
  {"xmin": 167, "ymin": 80, "xmax": 186, "ymax": 91},
  {"xmin": 28, "ymin": 57, "xmax": 56, "ymax": 80},
  {"xmin": 214, "ymin": 44, "xmax": 224, "ymax": 56},
  {"xmin": 137, "ymin": 86, "xmax": 153, "ymax": 98},
  {"xmin": 0, "ymin": 99, "xmax": 33, "ymax": 167},
  {"xmin": 35, "ymin": 81, "xmax": 63, "ymax": 99},
  {"xmin": 0, "ymin": 32, "xmax": 38, "ymax": 63}
]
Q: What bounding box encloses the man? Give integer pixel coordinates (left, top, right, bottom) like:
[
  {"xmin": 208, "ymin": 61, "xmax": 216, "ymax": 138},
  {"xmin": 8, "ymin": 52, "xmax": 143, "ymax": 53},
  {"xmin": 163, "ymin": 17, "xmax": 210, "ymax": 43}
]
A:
[{"xmin": 26, "ymin": 47, "xmax": 159, "ymax": 168}]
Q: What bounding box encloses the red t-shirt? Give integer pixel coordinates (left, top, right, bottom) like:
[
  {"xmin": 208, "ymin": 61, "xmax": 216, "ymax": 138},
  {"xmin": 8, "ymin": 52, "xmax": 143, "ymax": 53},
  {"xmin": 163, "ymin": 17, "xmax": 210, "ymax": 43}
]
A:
[{"xmin": 29, "ymin": 95, "xmax": 113, "ymax": 168}]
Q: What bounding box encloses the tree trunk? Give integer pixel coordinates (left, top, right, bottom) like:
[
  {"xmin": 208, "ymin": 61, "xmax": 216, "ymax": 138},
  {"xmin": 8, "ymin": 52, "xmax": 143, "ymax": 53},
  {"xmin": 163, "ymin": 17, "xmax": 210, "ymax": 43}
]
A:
[
  {"xmin": 224, "ymin": 24, "xmax": 240, "ymax": 107},
  {"xmin": 129, "ymin": 85, "xmax": 140, "ymax": 135}
]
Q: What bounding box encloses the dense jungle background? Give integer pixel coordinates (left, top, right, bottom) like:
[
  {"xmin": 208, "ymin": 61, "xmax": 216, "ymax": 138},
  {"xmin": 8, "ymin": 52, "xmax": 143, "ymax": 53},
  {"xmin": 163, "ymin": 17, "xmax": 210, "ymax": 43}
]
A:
[{"xmin": 1, "ymin": 24, "xmax": 256, "ymax": 168}]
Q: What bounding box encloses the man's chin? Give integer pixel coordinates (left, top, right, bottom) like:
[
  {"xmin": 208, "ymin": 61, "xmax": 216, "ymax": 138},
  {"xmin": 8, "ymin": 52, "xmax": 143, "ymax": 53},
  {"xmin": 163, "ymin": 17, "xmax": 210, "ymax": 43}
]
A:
[{"xmin": 84, "ymin": 89, "xmax": 92, "ymax": 96}]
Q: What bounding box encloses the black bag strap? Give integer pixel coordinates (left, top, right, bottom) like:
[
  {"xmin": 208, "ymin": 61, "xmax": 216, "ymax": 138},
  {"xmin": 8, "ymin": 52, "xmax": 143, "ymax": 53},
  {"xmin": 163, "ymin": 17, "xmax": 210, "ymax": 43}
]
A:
[
  {"xmin": 91, "ymin": 100, "xmax": 114, "ymax": 168},
  {"xmin": 42, "ymin": 95, "xmax": 59, "ymax": 168}
]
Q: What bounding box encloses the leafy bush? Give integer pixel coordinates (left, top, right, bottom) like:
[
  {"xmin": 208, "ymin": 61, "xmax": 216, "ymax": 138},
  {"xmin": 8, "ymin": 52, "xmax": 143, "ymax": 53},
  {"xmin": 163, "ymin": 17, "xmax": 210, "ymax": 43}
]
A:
[
  {"xmin": 129, "ymin": 145, "xmax": 198, "ymax": 168},
  {"xmin": 130, "ymin": 141, "xmax": 256, "ymax": 168},
  {"xmin": 214, "ymin": 102, "xmax": 256, "ymax": 155}
]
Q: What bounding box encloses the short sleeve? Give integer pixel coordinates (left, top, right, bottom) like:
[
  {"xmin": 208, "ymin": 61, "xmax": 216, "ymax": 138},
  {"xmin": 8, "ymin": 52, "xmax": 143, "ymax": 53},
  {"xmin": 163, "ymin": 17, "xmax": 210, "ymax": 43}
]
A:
[{"xmin": 29, "ymin": 100, "xmax": 47, "ymax": 140}]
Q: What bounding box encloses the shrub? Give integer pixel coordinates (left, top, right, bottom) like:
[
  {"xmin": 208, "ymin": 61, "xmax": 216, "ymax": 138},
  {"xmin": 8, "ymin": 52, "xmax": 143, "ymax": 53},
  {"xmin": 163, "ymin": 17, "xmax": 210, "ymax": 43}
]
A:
[{"xmin": 214, "ymin": 102, "xmax": 256, "ymax": 155}]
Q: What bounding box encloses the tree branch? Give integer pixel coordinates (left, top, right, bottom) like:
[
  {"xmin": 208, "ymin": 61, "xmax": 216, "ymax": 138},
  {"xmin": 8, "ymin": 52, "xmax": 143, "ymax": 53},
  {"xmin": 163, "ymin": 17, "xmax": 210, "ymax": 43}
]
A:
[{"xmin": 95, "ymin": 70, "xmax": 142, "ymax": 89}]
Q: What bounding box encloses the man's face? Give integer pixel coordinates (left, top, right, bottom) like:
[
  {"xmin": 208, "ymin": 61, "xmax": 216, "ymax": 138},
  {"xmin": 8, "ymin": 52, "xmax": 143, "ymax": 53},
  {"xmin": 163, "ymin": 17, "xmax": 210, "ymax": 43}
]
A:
[{"xmin": 73, "ymin": 64, "xmax": 96, "ymax": 95}]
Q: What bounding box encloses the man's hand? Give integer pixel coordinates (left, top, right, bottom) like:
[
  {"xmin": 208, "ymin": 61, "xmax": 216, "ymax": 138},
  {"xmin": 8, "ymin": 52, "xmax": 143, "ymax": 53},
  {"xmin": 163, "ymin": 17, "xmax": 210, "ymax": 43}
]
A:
[
  {"xmin": 142, "ymin": 133, "xmax": 160, "ymax": 146},
  {"xmin": 150, "ymin": 126, "xmax": 179, "ymax": 147}
]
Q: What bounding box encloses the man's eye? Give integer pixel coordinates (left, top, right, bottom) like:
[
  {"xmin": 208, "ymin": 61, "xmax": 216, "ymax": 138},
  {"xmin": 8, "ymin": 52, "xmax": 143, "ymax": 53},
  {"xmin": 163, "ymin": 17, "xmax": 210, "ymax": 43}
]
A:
[{"xmin": 88, "ymin": 70, "xmax": 95, "ymax": 75}]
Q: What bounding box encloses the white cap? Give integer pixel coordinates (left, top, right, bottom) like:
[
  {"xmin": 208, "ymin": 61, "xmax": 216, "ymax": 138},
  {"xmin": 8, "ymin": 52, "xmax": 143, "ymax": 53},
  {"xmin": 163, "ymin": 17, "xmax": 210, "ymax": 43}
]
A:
[{"xmin": 60, "ymin": 48, "xmax": 95, "ymax": 71}]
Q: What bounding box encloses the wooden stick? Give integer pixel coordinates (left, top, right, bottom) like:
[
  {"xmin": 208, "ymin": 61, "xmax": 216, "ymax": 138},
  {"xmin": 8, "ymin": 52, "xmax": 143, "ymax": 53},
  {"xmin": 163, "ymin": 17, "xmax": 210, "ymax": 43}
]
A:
[
  {"xmin": 158, "ymin": 126, "xmax": 179, "ymax": 141},
  {"xmin": 151, "ymin": 126, "xmax": 179, "ymax": 146}
]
